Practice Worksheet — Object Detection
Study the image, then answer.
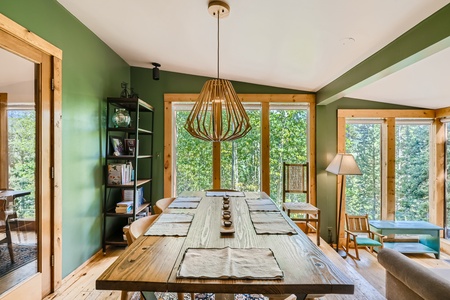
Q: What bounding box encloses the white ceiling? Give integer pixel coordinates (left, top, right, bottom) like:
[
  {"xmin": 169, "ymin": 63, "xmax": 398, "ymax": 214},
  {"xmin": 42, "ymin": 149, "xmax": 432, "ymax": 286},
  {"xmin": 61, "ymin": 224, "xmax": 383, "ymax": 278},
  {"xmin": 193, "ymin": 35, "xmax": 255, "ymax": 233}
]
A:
[{"xmin": 5, "ymin": 1, "xmax": 450, "ymax": 109}]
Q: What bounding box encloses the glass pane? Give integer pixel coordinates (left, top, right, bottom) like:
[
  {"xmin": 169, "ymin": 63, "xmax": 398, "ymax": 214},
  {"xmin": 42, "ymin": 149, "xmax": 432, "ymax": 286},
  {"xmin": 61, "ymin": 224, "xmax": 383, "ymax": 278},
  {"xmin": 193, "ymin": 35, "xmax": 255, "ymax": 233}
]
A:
[
  {"xmin": 345, "ymin": 123, "xmax": 381, "ymax": 220},
  {"xmin": 269, "ymin": 108, "xmax": 308, "ymax": 207},
  {"xmin": 221, "ymin": 109, "xmax": 261, "ymax": 191},
  {"xmin": 0, "ymin": 47, "xmax": 37, "ymax": 293},
  {"xmin": 446, "ymin": 123, "xmax": 450, "ymax": 238},
  {"xmin": 395, "ymin": 123, "xmax": 430, "ymax": 221},
  {"xmin": 174, "ymin": 110, "xmax": 213, "ymax": 195}
]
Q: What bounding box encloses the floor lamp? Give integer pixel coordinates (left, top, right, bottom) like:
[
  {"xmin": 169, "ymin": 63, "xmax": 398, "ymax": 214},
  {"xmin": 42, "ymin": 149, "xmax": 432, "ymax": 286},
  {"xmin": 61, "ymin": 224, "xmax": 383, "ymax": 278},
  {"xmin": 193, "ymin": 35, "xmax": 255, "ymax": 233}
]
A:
[{"xmin": 326, "ymin": 153, "xmax": 362, "ymax": 258}]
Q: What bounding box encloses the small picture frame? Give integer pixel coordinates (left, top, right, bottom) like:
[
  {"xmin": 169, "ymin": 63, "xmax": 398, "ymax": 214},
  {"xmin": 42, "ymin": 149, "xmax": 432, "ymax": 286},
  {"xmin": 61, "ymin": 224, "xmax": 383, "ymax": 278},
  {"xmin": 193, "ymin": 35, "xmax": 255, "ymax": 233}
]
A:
[
  {"xmin": 124, "ymin": 138, "xmax": 136, "ymax": 156},
  {"xmin": 110, "ymin": 136, "xmax": 125, "ymax": 156}
]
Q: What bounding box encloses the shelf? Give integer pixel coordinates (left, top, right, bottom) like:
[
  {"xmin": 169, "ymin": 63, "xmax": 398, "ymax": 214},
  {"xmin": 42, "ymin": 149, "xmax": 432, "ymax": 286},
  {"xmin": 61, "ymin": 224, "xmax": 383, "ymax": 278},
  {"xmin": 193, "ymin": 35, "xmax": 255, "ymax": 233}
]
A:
[
  {"xmin": 107, "ymin": 127, "xmax": 153, "ymax": 135},
  {"xmin": 384, "ymin": 242, "xmax": 438, "ymax": 254},
  {"xmin": 106, "ymin": 154, "xmax": 153, "ymax": 160},
  {"xmin": 106, "ymin": 202, "xmax": 151, "ymax": 216},
  {"xmin": 106, "ymin": 179, "xmax": 152, "ymax": 188},
  {"xmin": 107, "ymin": 97, "xmax": 154, "ymax": 112}
]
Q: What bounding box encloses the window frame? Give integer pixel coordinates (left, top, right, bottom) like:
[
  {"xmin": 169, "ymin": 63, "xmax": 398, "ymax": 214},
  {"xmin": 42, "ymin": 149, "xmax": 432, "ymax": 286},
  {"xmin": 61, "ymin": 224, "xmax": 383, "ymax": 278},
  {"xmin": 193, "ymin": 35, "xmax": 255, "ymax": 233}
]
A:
[
  {"xmin": 336, "ymin": 109, "xmax": 440, "ymax": 244},
  {"xmin": 164, "ymin": 94, "xmax": 316, "ymax": 205}
]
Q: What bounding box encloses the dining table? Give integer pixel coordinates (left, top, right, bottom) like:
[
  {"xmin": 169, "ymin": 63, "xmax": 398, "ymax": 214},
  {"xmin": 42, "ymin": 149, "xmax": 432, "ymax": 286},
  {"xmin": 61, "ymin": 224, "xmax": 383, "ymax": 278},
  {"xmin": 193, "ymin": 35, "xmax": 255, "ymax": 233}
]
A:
[{"xmin": 96, "ymin": 191, "xmax": 354, "ymax": 300}]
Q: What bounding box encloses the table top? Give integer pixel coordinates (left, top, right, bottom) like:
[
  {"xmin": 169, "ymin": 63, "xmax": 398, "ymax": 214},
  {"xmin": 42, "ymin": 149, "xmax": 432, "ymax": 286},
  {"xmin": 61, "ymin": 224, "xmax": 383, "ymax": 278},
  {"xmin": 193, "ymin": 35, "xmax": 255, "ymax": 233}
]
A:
[
  {"xmin": 96, "ymin": 191, "xmax": 354, "ymax": 296},
  {"xmin": 283, "ymin": 202, "xmax": 319, "ymax": 213},
  {"xmin": 369, "ymin": 220, "xmax": 444, "ymax": 230},
  {"xmin": 0, "ymin": 190, "xmax": 31, "ymax": 198}
]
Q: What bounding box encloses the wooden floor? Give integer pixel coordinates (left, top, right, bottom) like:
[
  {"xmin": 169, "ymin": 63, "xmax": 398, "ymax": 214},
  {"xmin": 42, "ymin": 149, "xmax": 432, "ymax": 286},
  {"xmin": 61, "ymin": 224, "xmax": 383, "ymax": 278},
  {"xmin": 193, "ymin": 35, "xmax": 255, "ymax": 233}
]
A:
[{"xmin": 42, "ymin": 234, "xmax": 450, "ymax": 300}]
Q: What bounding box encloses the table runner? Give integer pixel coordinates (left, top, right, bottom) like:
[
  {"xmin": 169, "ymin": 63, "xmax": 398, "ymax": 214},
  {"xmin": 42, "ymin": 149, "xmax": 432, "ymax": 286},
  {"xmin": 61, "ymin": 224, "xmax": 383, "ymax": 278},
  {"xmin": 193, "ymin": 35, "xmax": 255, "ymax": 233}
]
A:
[
  {"xmin": 144, "ymin": 213, "xmax": 194, "ymax": 236},
  {"xmin": 250, "ymin": 212, "xmax": 297, "ymax": 235},
  {"xmin": 168, "ymin": 196, "xmax": 202, "ymax": 209},
  {"xmin": 177, "ymin": 247, "xmax": 283, "ymax": 279},
  {"xmin": 246, "ymin": 199, "xmax": 279, "ymax": 212}
]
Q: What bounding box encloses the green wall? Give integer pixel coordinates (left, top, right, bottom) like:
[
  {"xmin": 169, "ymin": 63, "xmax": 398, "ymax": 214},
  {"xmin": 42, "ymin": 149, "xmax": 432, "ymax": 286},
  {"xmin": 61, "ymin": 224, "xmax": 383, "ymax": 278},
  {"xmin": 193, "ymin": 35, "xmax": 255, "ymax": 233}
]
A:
[
  {"xmin": 316, "ymin": 98, "xmax": 418, "ymax": 241},
  {"xmin": 0, "ymin": 1, "xmax": 130, "ymax": 276},
  {"xmin": 130, "ymin": 68, "xmax": 308, "ymax": 203}
]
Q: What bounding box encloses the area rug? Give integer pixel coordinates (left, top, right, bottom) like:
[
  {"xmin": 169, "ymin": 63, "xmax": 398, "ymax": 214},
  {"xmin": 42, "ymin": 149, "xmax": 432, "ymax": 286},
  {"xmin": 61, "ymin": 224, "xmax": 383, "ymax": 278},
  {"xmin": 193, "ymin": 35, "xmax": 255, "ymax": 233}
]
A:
[
  {"xmin": 153, "ymin": 292, "xmax": 267, "ymax": 300},
  {"xmin": 0, "ymin": 244, "xmax": 37, "ymax": 277}
]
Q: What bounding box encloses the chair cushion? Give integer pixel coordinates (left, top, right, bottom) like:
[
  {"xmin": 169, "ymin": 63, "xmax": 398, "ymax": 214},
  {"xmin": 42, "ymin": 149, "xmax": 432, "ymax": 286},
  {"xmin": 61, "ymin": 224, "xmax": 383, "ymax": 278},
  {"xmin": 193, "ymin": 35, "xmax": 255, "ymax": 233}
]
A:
[{"xmin": 355, "ymin": 236, "xmax": 382, "ymax": 247}]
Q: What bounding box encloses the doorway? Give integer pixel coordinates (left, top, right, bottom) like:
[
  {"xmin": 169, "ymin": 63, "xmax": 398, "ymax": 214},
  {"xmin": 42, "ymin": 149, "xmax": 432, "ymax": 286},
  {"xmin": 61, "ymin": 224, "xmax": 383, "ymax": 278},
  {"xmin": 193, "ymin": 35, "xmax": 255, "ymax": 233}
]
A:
[{"xmin": 0, "ymin": 13, "xmax": 62, "ymax": 299}]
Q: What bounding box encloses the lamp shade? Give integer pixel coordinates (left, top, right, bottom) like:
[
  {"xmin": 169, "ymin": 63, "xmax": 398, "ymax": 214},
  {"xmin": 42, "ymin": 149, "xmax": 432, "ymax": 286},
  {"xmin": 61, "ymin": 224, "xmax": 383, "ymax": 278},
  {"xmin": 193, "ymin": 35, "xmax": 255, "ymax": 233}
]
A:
[{"xmin": 326, "ymin": 153, "xmax": 362, "ymax": 175}]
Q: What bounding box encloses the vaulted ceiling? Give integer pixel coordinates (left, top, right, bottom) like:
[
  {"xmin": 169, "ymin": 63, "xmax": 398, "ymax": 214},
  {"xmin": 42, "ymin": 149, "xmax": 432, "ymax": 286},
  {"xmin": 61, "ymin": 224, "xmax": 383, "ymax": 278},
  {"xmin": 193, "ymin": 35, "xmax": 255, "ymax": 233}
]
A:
[{"xmin": 5, "ymin": 1, "xmax": 450, "ymax": 109}]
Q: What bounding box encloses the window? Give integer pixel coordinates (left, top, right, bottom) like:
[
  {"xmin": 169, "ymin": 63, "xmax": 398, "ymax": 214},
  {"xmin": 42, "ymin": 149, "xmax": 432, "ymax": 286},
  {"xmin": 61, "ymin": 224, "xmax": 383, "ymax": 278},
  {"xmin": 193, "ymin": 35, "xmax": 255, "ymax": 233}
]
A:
[
  {"xmin": 337, "ymin": 110, "xmax": 435, "ymax": 224},
  {"xmin": 166, "ymin": 94, "xmax": 315, "ymax": 202},
  {"xmin": 345, "ymin": 121, "xmax": 382, "ymax": 220},
  {"xmin": 173, "ymin": 106, "xmax": 213, "ymax": 195},
  {"xmin": 269, "ymin": 106, "xmax": 308, "ymax": 206},
  {"xmin": 221, "ymin": 106, "xmax": 261, "ymax": 192},
  {"xmin": 395, "ymin": 121, "xmax": 431, "ymax": 221}
]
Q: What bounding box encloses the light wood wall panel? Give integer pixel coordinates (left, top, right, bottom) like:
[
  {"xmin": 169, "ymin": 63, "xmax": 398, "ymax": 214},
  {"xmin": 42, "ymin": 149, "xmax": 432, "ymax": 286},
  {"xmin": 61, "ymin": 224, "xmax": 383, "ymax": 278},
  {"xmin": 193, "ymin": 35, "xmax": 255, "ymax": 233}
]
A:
[{"xmin": 0, "ymin": 93, "xmax": 8, "ymax": 188}]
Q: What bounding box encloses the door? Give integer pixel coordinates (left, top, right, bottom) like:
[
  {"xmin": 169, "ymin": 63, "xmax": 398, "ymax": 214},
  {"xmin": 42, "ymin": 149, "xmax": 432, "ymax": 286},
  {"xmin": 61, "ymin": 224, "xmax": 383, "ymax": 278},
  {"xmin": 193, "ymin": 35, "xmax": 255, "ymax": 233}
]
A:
[{"xmin": 0, "ymin": 14, "xmax": 62, "ymax": 299}]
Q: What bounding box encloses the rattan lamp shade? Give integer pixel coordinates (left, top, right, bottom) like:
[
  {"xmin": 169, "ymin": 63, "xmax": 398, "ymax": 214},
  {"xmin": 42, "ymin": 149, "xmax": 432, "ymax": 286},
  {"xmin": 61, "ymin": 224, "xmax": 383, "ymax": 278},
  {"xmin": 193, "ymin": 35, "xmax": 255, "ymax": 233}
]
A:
[{"xmin": 184, "ymin": 78, "xmax": 252, "ymax": 142}]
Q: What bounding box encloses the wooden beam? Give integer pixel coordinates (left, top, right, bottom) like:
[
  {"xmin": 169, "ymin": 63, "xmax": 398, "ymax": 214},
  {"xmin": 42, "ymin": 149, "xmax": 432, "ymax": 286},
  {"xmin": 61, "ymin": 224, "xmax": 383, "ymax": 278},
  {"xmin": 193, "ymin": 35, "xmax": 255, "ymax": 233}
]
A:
[
  {"xmin": 430, "ymin": 119, "xmax": 445, "ymax": 230},
  {"xmin": 317, "ymin": 5, "xmax": 450, "ymax": 105},
  {"xmin": 385, "ymin": 118, "xmax": 396, "ymax": 220},
  {"xmin": 309, "ymin": 103, "xmax": 317, "ymax": 206},
  {"xmin": 338, "ymin": 109, "xmax": 435, "ymax": 119},
  {"xmin": 164, "ymin": 93, "xmax": 315, "ymax": 103},
  {"xmin": 336, "ymin": 116, "xmax": 346, "ymax": 247},
  {"xmin": 261, "ymin": 103, "xmax": 270, "ymax": 194},
  {"xmin": 212, "ymin": 142, "xmax": 221, "ymax": 189},
  {"xmin": 163, "ymin": 100, "xmax": 172, "ymax": 198},
  {"xmin": 0, "ymin": 93, "xmax": 8, "ymax": 189}
]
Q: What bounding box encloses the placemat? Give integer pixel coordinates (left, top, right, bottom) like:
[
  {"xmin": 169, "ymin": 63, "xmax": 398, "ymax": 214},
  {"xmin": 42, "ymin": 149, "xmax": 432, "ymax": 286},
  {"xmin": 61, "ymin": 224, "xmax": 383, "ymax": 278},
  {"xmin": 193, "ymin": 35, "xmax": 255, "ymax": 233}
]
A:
[
  {"xmin": 168, "ymin": 197, "xmax": 202, "ymax": 209},
  {"xmin": 177, "ymin": 247, "xmax": 283, "ymax": 279},
  {"xmin": 246, "ymin": 199, "xmax": 279, "ymax": 212},
  {"xmin": 249, "ymin": 212, "xmax": 297, "ymax": 235},
  {"xmin": 144, "ymin": 213, "xmax": 194, "ymax": 236}
]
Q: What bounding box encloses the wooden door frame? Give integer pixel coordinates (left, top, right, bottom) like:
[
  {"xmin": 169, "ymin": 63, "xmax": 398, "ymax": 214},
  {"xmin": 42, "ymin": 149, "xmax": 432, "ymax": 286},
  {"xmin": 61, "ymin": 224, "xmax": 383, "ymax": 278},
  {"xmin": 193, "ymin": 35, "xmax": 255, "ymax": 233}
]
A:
[{"xmin": 0, "ymin": 13, "xmax": 62, "ymax": 298}]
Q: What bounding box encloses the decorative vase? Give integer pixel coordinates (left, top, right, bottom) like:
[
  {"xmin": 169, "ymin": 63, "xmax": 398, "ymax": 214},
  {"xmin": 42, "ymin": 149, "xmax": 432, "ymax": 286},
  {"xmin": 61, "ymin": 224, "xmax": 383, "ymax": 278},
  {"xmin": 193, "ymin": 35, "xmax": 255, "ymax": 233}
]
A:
[{"xmin": 111, "ymin": 108, "xmax": 131, "ymax": 128}]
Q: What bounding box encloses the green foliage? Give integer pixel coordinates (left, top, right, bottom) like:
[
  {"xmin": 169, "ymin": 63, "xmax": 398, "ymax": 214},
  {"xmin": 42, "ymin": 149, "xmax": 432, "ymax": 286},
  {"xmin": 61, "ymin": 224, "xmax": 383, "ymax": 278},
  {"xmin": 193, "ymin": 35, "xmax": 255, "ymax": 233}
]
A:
[
  {"xmin": 395, "ymin": 124, "xmax": 430, "ymax": 221},
  {"xmin": 345, "ymin": 122, "xmax": 430, "ymax": 222},
  {"xmin": 174, "ymin": 107, "xmax": 309, "ymax": 204},
  {"xmin": 269, "ymin": 109, "xmax": 308, "ymax": 207},
  {"xmin": 7, "ymin": 110, "xmax": 36, "ymax": 218},
  {"xmin": 345, "ymin": 123, "xmax": 381, "ymax": 220}
]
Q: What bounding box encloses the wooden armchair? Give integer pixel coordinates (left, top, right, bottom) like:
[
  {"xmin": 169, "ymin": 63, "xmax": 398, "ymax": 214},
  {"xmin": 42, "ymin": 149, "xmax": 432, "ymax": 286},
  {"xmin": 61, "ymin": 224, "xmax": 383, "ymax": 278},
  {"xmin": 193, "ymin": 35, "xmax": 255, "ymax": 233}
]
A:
[
  {"xmin": 153, "ymin": 197, "xmax": 175, "ymax": 214},
  {"xmin": 344, "ymin": 214, "xmax": 385, "ymax": 260},
  {"xmin": 0, "ymin": 198, "xmax": 14, "ymax": 263}
]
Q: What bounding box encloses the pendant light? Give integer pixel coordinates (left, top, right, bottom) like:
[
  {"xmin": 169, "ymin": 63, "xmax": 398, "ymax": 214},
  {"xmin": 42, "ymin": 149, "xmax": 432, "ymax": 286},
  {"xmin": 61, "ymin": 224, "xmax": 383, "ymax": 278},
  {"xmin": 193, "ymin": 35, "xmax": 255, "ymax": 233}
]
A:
[{"xmin": 184, "ymin": 1, "xmax": 252, "ymax": 142}]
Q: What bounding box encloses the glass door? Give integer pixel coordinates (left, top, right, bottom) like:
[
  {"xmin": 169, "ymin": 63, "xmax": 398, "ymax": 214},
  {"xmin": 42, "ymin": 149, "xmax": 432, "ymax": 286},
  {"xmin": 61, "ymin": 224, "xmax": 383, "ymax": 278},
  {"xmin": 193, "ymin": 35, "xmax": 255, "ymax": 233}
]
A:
[{"xmin": 0, "ymin": 47, "xmax": 38, "ymax": 295}]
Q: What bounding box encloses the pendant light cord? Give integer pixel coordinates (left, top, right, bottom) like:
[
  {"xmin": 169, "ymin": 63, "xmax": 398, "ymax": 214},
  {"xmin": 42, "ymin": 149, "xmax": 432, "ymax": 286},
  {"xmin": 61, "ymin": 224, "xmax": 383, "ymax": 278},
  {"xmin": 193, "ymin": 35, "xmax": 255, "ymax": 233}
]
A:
[{"xmin": 217, "ymin": 10, "xmax": 220, "ymax": 79}]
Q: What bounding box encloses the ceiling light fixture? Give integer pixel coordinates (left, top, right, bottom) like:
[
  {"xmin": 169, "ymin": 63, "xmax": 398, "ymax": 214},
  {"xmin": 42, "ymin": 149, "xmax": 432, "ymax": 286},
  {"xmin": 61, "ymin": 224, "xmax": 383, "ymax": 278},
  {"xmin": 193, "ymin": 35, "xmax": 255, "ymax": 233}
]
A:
[
  {"xmin": 152, "ymin": 62, "xmax": 160, "ymax": 80},
  {"xmin": 184, "ymin": 1, "xmax": 251, "ymax": 142}
]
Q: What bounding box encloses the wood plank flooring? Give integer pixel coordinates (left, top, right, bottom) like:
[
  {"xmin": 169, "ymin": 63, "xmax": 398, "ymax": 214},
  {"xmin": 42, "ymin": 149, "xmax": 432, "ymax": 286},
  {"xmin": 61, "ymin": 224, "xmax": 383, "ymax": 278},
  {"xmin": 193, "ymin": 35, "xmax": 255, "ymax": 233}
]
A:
[{"xmin": 42, "ymin": 234, "xmax": 450, "ymax": 300}]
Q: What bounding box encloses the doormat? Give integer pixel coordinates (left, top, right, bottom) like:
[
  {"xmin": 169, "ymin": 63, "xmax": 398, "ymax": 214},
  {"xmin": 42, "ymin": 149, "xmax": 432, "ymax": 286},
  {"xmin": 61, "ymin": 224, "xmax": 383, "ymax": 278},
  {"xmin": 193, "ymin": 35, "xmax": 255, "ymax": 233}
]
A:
[{"xmin": 0, "ymin": 244, "xmax": 37, "ymax": 277}]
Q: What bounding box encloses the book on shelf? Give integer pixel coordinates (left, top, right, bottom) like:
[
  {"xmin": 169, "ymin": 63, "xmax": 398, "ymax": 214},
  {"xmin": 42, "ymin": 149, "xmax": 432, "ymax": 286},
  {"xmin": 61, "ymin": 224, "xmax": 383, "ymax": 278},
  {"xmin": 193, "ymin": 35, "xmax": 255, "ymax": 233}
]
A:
[
  {"xmin": 115, "ymin": 202, "xmax": 133, "ymax": 213},
  {"xmin": 107, "ymin": 162, "xmax": 134, "ymax": 185},
  {"xmin": 122, "ymin": 186, "xmax": 144, "ymax": 205}
]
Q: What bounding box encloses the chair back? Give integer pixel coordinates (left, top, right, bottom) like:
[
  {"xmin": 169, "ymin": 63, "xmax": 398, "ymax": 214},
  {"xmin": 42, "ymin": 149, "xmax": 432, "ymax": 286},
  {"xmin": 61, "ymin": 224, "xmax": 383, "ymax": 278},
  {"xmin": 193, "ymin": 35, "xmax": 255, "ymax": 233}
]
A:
[
  {"xmin": 345, "ymin": 214, "xmax": 371, "ymax": 234},
  {"xmin": 282, "ymin": 162, "xmax": 309, "ymax": 203},
  {"xmin": 127, "ymin": 215, "xmax": 159, "ymax": 245},
  {"xmin": 153, "ymin": 197, "xmax": 175, "ymax": 214}
]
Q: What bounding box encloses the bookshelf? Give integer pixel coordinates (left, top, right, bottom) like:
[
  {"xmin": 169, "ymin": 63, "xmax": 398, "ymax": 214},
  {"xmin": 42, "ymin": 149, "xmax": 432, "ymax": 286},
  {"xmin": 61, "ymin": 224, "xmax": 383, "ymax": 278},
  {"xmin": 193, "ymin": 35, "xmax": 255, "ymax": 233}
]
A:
[{"xmin": 102, "ymin": 97, "xmax": 153, "ymax": 253}]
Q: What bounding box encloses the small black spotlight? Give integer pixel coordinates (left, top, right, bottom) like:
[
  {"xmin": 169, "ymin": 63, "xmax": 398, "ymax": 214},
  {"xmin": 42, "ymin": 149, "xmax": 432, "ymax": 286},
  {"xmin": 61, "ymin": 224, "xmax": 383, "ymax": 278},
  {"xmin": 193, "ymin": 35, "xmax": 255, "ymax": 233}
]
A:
[{"xmin": 152, "ymin": 62, "xmax": 161, "ymax": 80}]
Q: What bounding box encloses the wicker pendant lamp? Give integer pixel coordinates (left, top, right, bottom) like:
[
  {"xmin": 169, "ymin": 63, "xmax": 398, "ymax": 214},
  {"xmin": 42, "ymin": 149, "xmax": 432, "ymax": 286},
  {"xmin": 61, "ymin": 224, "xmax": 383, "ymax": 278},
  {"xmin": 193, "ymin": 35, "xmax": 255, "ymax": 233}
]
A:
[{"xmin": 184, "ymin": 1, "xmax": 252, "ymax": 142}]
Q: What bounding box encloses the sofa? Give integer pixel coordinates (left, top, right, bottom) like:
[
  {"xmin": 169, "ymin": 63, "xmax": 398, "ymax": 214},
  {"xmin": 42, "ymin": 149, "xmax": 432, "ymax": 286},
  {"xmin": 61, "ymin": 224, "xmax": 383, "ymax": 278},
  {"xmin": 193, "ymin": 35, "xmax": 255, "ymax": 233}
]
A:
[{"xmin": 377, "ymin": 248, "xmax": 450, "ymax": 300}]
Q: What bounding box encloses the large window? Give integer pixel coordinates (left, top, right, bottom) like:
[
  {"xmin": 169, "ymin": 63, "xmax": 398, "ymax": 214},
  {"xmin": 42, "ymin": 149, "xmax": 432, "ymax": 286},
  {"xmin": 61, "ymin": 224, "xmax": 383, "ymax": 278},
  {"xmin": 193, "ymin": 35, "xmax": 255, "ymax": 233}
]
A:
[
  {"xmin": 269, "ymin": 106, "xmax": 308, "ymax": 206},
  {"xmin": 345, "ymin": 121, "xmax": 382, "ymax": 220},
  {"xmin": 338, "ymin": 110, "xmax": 435, "ymax": 225},
  {"xmin": 167, "ymin": 95, "xmax": 314, "ymax": 202},
  {"xmin": 221, "ymin": 107, "xmax": 261, "ymax": 192},
  {"xmin": 395, "ymin": 121, "xmax": 431, "ymax": 221},
  {"xmin": 174, "ymin": 108, "xmax": 213, "ymax": 195}
]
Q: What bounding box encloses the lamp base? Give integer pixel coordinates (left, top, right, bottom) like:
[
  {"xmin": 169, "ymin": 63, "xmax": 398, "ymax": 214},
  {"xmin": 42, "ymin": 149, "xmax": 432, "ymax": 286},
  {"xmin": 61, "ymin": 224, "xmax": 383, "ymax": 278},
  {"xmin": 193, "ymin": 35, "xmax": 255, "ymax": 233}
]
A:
[{"xmin": 336, "ymin": 248, "xmax": 347, "ymax": 259}]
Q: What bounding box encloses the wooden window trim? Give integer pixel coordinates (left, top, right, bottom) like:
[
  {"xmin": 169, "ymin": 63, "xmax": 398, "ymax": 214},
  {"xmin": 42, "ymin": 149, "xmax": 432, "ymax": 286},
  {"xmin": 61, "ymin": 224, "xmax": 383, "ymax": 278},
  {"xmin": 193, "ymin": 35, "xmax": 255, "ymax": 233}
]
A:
[
  {"xmin": 164, "ymin": 94, "xmax": 316, "ymax": 205},
  {"xmin": 337, "ymin": 108, "xmax": 443, "ymax": 246}
]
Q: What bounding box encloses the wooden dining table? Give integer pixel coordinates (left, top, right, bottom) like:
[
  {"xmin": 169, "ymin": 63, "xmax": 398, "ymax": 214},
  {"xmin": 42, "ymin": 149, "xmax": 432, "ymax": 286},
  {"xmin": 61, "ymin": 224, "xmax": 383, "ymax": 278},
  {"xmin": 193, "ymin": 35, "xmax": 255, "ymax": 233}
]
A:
[{"xmin": 96, "ymin": 191, "xmax": 354, "ymax": 299}]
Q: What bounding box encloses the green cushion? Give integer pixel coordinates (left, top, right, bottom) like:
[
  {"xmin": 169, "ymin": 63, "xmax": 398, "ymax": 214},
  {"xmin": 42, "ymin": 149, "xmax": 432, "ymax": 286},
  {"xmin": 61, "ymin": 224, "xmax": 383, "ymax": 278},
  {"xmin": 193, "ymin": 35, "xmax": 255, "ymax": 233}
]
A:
[{"xmin": 355, "ymin": 236, "xmax": 382, "ymax": 247}]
